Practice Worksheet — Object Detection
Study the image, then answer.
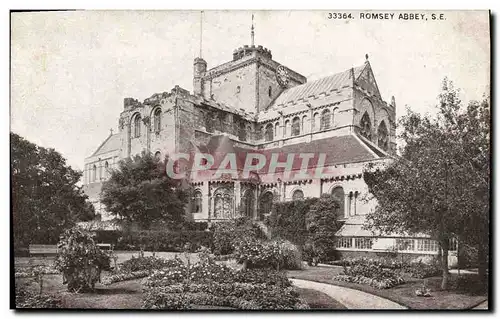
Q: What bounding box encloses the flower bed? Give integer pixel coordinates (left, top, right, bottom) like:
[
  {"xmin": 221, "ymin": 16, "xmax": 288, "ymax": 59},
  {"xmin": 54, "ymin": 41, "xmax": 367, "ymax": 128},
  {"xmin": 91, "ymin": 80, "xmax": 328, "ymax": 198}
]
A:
[
  {"xmin": 142, "ymin": 257, "xmax": 307, "ymax": 309},
  {"xmin": 15, "ymin": 265, "xmax": 59, "ymax": 278},
  {"xmin": 101, "ymin": 256, "xmax": 185, "ymax": 285},
  {"xmin": 329, "ymin": 257, "xmax": 441, "ymax": 279},
  {"xmin": 333, "ymin": 274, "xmax": 405, "ymax": 289},
  {"xmin": 331, "ymin": 258, "xmax": 406, "ymax": 289}
]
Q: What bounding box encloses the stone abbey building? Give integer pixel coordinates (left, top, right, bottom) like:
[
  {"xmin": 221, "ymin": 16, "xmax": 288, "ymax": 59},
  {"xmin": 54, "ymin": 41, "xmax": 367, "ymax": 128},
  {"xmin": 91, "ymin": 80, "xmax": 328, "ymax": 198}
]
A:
[{"xmin": 83, "ymin": 42, "xmax": 457, "ymax": 261}]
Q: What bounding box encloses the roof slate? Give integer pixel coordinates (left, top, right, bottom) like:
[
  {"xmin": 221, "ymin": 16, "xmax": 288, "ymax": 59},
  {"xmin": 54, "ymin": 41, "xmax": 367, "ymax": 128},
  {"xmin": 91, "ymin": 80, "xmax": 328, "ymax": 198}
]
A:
[{"xmin": 272, "ymin": 64, "xmax": 366, "ymax": 106}]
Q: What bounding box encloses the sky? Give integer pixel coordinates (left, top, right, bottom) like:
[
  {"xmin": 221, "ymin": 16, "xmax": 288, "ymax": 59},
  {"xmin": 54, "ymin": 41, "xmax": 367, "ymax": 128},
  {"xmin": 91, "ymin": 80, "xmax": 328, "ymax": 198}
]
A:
[{"xmin": 11, "ymin": 10, "xmax": 490, "ymax": 171}]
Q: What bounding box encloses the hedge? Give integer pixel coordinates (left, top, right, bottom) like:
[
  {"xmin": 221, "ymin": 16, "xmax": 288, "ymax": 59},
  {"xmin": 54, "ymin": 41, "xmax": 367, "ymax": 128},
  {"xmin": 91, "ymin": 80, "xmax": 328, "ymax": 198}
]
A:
[{"xmin": 94, "ymin": 230, "xmax": 213, "ymax": 252}]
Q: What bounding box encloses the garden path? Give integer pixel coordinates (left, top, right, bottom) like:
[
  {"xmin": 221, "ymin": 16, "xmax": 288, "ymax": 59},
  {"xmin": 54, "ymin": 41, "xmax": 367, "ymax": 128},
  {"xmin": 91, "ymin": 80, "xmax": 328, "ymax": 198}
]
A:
[{"xmin": 291, "ymin": 278, "xmax": 407, "ymax": 310}]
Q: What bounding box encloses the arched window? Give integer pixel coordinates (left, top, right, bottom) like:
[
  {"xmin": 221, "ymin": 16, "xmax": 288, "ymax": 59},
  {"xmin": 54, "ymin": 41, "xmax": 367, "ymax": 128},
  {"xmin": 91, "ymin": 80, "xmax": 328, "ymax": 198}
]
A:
[
  {"xmin": 213, "ymin": 187, "xmax": 234, "ymax": 219},
  {"xmin": 154, "ymin": 151, "xmax": 161, "ymax": 161},
  {"xmin": 268, "ymin": 86, "xmax": 272, "ymax": 98},
  {"xmin": 360, "ymin": 112, "xmax": 372, "ymax": 140},
  {"xmin": 292, "ymin": 189, "xmax": 304, "ymax": 201},
  {"xmin": 92, "ymin": 164, "xmax": 97, "ymax": 182},
  {"xmin": 236, "ymin": 86, "xmax": 241, "ymax": 94},
  {"xmin": 265, "ymin": 123, "xmax": 274, "ymax": 142},
  {"xmin": 133, "ymin": 114, "xmax": 141, "ymax": 138},
  {"xmin": 331, "ymin": 186, "xmax": 345, "ymax": 217},
  {"xmin": 274, "ymin": 122, "xmax": 280, "ymax": 137},
  {"xmin": 284, "ymin": 120, "xmax": 290, "ymax": 136},
  {"xmin": 291, "ymin": 117, "xmax": 300, "ymax": 136},
  {"xmin": 153, "ymin": 108, "xmax": 161, "ymax": 133},
  {"xmin": 259, "ymin": 191, "xmax": 274, "ymax": 216},
  {"xmin": 377, "ymin": 121, "xmax": 389, "ymax": 151},
  {"xmin": 239, "ymin": 122, "xmax": 247, "ymax": 141},
  {"xmin": 104, "ymin": 161, "xmax": 109, "ymax": 179},
  {"xmin": 193, "ymin": 190, "xmax": 202, "ymax": 214},
  {"xmin": 302, "ymin": 115, "xmax": 308, "ymax": 133},
  {"xmin": 241, "ymin": 189, "xmax": 255, "ymax": 218},
  {"xmin": 313, "ymin": 112, "xmax": 319, "ymax": 131},
  {"xmin": 320, "ymin": 109, "xmax": 331, "ymax": 130}
]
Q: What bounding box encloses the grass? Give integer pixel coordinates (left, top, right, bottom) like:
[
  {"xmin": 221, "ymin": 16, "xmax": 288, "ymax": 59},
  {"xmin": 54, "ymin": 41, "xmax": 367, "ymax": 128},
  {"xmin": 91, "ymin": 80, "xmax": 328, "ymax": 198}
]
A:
[
  {"xmin": 287, "ymin": 266, "xmax": 488, "ymax": 310},
  {"xmin": 296, "ymin": 288, "xmax": 347, "ymax": 309},
  {"xmin": 16, "ymin": 269, "xmax": 345, "ymax": 310}
]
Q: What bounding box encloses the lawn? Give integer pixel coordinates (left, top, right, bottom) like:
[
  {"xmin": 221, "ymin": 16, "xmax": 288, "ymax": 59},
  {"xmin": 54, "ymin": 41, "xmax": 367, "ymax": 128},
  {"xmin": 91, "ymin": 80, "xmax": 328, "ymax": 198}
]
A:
[
  {"xmin": 15, "ymin": 266, "xmax": 346, "ymax": 309},
  {"xmin": 287, "ymin": 266, "xmax": 488, "ymax": 310}
]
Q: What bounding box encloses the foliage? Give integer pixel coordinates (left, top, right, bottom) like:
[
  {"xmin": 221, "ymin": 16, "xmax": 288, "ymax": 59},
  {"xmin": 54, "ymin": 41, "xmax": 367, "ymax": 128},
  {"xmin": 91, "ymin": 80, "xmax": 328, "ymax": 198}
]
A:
[
  {"xmin": 106, "ymin": 230, "xmax": 213, "ymax": 252},
  {"xmin": 141, "ymin": 256, "xmax": 307, "ymax": 309},
  {"xmin": 305, "ymin": 194, "xmax": 343, "ymax": 262},
  {"xmin": 363, "ymin": 78, "xmax": 490, "ymax": 288},
  {"xmin": 211, "ymin": 217, "xmax": 266, "ymax": 255},
  {"xmin": 54, "ymin": 227, "xmax": 111, "ymax": 292},
  {"xmin": 331, "ymin": 257, "xmax": 440, "ymax": 279},
  {"xmin": 333, "ymin": 274, "xmax": 405, "ymax": 289},
  {"xmin": 101, "ymin": 270, "xmax": 151, "ymax": 285},
  {"xmin": 15, "ymin": 265, "xmax": 59, "ymax": 278},
  {"xmin": 234, "ymin": 238, "xmax": 302, "ymax": 270},
  {"xmin": 119, "ymin": 255, "xmax": 184, "ymax": 273},
  {"xmin": 101, "ymin": 152, "xmax": 189, "ymax": 229},
  {"xmin": 265, "ymin": 198, "xmax": 318, "ymax": 246},
  {"xmin": 15, "ymin": 284, "xmax": 61, "ymax": 309},
  {"xmin": 11, "ymin": 132, "xmax": 95, "ymax": 249}
]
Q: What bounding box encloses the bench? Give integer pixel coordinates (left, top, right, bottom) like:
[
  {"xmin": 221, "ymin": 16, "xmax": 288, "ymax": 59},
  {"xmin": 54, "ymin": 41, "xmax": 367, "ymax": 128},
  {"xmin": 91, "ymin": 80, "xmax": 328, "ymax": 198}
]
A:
[
  {"xmin": 97, "ymin": 243, "xmax": 113, "ymax": 252},
  {"xmin": 29, "ymin": 244, "xmax": 58, "ymax": 257}
]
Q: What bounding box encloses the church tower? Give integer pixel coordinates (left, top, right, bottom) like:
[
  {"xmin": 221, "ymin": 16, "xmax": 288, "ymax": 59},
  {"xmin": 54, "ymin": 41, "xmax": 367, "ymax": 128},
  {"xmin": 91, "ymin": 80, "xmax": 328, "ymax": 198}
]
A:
[{"xmin": 192, "ymin": 14, "xmax": 307, "ymax": 114}]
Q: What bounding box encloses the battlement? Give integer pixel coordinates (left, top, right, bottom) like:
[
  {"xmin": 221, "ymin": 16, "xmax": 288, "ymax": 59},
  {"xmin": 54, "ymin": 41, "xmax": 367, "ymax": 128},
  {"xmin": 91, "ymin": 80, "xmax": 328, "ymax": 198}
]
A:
[{"xmin": 232, "ymin": 45, "xmax": 272, "ymax": 61}]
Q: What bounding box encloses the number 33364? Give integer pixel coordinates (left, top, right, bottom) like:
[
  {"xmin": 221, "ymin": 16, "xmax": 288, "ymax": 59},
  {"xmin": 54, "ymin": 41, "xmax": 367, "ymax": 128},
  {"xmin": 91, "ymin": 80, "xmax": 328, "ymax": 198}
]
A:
[{"xmin": 327, "ymin": 13, "xmax": 354, "ymax": 19}]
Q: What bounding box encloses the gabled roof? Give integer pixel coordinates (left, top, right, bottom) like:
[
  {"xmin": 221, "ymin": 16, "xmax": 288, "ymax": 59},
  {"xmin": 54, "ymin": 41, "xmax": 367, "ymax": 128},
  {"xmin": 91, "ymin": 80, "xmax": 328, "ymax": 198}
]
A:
[
  {"xmin": 89, "ymin": 134, "xmax": 121, "ymax": 158},
  {"xmin": 272, "ymin": 64, "xmax": 366, "ymax": 106}
]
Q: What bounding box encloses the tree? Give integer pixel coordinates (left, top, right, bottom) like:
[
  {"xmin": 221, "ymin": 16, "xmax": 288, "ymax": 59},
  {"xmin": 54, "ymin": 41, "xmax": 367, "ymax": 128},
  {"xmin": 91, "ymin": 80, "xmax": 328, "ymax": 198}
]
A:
[
  {"xmin": 363, "ymin": 78, "xmax": 490, "ymax": 289},
  {"xmin": 100, "ymin": 152, "xmax": 189, "ymax": 230},
  {"xmin": 11, "ymin": 133, "xmax": 95, "ymax": 248}
]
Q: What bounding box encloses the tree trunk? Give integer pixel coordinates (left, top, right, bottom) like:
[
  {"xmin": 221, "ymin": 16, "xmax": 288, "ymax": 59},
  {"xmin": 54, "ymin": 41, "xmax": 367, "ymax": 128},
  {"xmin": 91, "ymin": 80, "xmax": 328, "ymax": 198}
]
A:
[
  {"xmin": 440, "ymin": 240, "xmax": 449, "ymax": 290},
  {"xmin": 477, "ymin": 243, "xmax": 488, "ymax": 284}
]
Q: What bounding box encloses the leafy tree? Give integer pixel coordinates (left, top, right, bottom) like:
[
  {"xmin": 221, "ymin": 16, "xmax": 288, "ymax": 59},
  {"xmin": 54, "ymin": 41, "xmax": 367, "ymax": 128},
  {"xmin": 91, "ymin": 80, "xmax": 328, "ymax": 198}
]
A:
[
  {"xmin": 363, "ymin": 78, "xmax": 490, "ymax": 288},
  {"xmin": 305, "ymin": 194, "xmax": 343, "ymax": 263},
  {"xmin": 11, "ymin": 133, "xmax": 95, "ymax": 248},
  {"xmin": 101, "ymin": 152, "xmax": 189, "ymax": 230}
]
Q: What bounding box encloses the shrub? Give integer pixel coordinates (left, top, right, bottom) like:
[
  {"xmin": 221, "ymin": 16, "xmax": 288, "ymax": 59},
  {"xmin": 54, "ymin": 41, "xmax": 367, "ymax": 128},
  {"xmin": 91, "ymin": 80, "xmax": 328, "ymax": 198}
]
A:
[
  {"xmin": 234, "ymin": 238, "xmax": 302, "ymax": 270},
  {"xmin": 54, "ymin": 227, "xmax": 111, "ymax": 292},
  {"xmin": 116, "ymin": 230, "xmax": 213, "ymax": 252},
  {"xmin": 265, "ymin": 198, "xmax": 318, "ymax": 246},
  {"xmin": 211, "ymin": 218, "xmax": 264, "ymax": 255},
  {"xmin": 305, "ymin": 194, "xmax": 343, "ymax": 262}
]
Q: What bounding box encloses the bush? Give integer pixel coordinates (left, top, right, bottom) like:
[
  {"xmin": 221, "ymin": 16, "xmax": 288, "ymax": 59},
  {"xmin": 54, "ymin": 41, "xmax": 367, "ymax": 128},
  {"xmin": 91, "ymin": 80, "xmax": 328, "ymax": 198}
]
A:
[
  {"xmin": 234, "ymin": 238, "xmax": 302, "ymax": 270},
  {"xmin": 54, "ymin": 227, "xmax": 111, "ymax": 292},
  {"xmin": 116, "ymin": 230, "xmax": 213, "ymax": 252},
  {"xmin": 211, "ymin": 218, "xmax": 265, "ymax": 255},
  {"xmin": 265, "ymin": 198, "xmax": 318, "ymax": 246},
  {"xmin": 305, "ymin": 194, "xmax": 343, "ymax": 262}
]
